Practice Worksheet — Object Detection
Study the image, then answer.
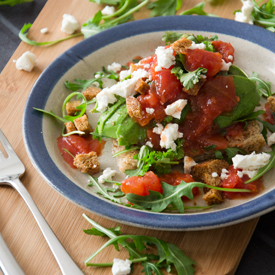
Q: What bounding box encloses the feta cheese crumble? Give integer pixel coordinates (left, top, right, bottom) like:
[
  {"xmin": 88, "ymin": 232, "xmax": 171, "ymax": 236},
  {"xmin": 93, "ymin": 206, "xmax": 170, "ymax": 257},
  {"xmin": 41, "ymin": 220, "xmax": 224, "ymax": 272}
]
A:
[
  {"xmin": 154, "ymin": 46, "xmax": 175, "ymax": 72},
  {"xmin": 152, "ymin": 123, "xmax": 164, "ymax": 135},
  {"xmin": 101, "ymin": 5, "xmax": 115, "ymax": 16},
  {"xmin": 187, "ymin": 41, "xmax": 206, "ymax": 50},
  {"xmin": 96, "ymin": 89, "xmax": 117, "ymax": 112},
  {"xmin": 165, "ymin": 99, "xmax": 188, "ymax": 119},
  {"xmin": 235, "ymin": 0, "xmax": 254, "ymax": 25},
  {"xmin": 14, "ymin": 51, "xmax": 37, "ymax": 72},
  {"xmin": 98, "ymin": 167, "xmax": 117, "ymax": 184},
  {"xmin": 40, "ymin": 28, "xmax": 48, "ymax": 34},
  {"xmin": 212, "ymin": 172, "xmax": 218, "ymax": 178},
  {"xmin": 267, "ymin": 132, "xmax": 275, "ymax": 147},
  {"xmin": 221, "ymin": 168, "xmax": 229, "ymax": 180},
  {"xmin": 146, "ymin": 108, "xmax": 155, "ymax": 114},
  {"xmin": 119, "ymin": 69, "xmax": 131, "ymax": 80},
  {"xmin": 184, "ymin": 156, "xmax": 197, "ymax": 174},
  {"xmin": 61, "ymin": 14, "xmax": 79, "ymax": 34},
  {"xmin": 112, "ymin": 258, "xmax": 132, "ymax": 275},
  {"xmin": 145, "ymin": 141, "xmax": 153, "ymax": 148},
  {"xmin": 220, "ymin": 59, "xmax": 232, "ymax": 71},
  {"xmin": 232, "ymin": 152, "xmax": 270, "ymax": 171},
  {"xmin": 107, "ymin": 62, "xmax": 122, "ymax": 73},
  {"xmin": 131, "ymin": 68, "xmax": 149, "ymax": 79},
  {"xmin": 160, "ymin": 123, "xmax": 183, "ymax": 151}
]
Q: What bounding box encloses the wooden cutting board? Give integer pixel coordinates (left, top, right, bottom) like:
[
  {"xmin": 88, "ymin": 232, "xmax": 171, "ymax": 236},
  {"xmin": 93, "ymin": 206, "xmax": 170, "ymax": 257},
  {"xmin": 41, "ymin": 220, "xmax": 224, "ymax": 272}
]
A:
[{"xmin": 0, "ymin": 0, "xmax": 259, "ymax": 274}]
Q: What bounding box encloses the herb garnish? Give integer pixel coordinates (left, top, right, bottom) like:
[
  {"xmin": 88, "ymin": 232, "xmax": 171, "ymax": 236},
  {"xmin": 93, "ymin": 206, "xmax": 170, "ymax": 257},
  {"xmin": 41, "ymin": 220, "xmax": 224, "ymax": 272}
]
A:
[{"xmin": 0, "ymin": 0, "xmax": 33, "ymax": 6}]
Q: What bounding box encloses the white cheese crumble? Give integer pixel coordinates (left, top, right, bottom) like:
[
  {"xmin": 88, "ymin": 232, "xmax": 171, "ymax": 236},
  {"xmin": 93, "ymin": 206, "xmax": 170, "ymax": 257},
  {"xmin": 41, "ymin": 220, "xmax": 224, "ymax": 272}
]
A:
[
  {"xmin": 165, "ymin": 99, "xmax": 188, "ymax": 119},
  {"xmin": 107, "ymin": 62, "xmax": 122, "ymax": 73},
  {"xmin": 152, "ymin": 123, "xmax": 164, "ymax": 135},
  {"xmin": 145, "ymin": 141, "xmax": 153, "ymax": 148},
  {"xmin": 61, "ymin": 14, "xmax": 79, "ymax": 34},
  {"xmin": 220, "ymin": 59, "xmax": 232, "ymax": 71},
  {"xmin": 146, "ymin": 108, "xmax": 155, "ymax": 114},
  {"xmin": 131, "ymin": 68, "xmax": 149, "ymax": 79},
  {"xmin": 154, "ymin": 46, "xmax": 175, "ymax": 72},
  {"xmin": 184, "ymin": 156, "xmax": 197, "ymax": 174},
  {"xmin": 98, "ymin": 167, "xmax": 117, "ymax": 184},
  {"xmin": 267, "ymin": 132, "xmax": 275, "ymax": 147},
  {"xmin": 14, "ymin": 51, "xmax": 37, "ymax": 72},
  {"xmin": 228, "ymin": 55, "xmax": 233, "ymax": 61},
  {"xmin": 221, "ymin": 168, "xmax": 229, "ymax": 180},
  {"xmin": 119, "ymin": 69, "xmax": 131, "ymax": 80},
  {"xmin": 212, "ymin": 172, "xmax": 218, "ymax": 178},
  {"xmin": 160, "ymin": 123, "xmax": 183, "ymax": 151},
  {"xmin": 96, "ymin": 89, "xmax": 117, "ymax": 112},
  {"xmin": 186, "ymin": 41, "xmax": 206, "ymax": 50},
  {"xmin": 112, "ymin": 258, "xmax": 132, "ymax": 275},
  {"xmin": 40, "ymin": 28, "xmax": 48, "ymax": 34},
  {"xmin": 101, "ymin": 5, "xmax": 115, "ymax": 16},
  {"xmin": 232, "ymin": 152, "xmax": 270, "ymax": 171},
  {"xmin": 235, "ymin": 0, "xmax": 254, "ymax": 25}
]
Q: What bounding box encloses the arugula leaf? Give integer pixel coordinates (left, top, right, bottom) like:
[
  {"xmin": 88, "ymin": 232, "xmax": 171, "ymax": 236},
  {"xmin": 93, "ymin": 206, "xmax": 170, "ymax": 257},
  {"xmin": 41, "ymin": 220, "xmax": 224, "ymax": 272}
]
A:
[
  {"xmin": 245, "ymin": 145, "xmax": 275, "ymax": 183},
  {"xmin": 224, "ymin": 147, "xmax": 246, "ymax": 164},
  {"xmin": 249, "ymin": 72, "xmax": 273, "ymax": 97},
  {"xmin": 172, "ymin": 66, "xmax": 207, "ymax": 90},
  {"xmin": 162, "ymin": 31, "xmax": 184, "ymax": 45},
  {"xmin": 0, "ymin": 0, "xmax": 33, "ymax": 6},
  {"xmin": 84, "ymin": 226, "xmax": 122, "ymax": 237},
  {"xmin": 19, "ymin": 23, "xmax": 83, "ymax": 46},
  {"xmin": 180, "ymin": 2, "xmax": 219, "ymax": 17},
  {"xmin": 256, "ymin": 117, "xmax": 275, "ymax": 133},
  {"xmin": 82, "ymin": 214, "xmax": 196, "ymax": 274},
  {"xmin": 126, "ymin": 181, "xmax": 251, "ymax": 213},
  {"xmin": 236, "ymin": 110, "xmax": 266, "ymax": 123},
  {"xmin": 147, "ymin": 0, "xmax": 182, "ymax": 17}
]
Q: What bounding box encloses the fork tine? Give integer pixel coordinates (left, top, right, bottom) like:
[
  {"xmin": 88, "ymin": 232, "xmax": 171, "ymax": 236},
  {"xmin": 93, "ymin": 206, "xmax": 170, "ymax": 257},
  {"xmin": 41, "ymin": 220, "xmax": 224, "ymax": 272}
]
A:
[{"xmin": 0, "ymin": 129, "xmax": 16, "ymax": 158}]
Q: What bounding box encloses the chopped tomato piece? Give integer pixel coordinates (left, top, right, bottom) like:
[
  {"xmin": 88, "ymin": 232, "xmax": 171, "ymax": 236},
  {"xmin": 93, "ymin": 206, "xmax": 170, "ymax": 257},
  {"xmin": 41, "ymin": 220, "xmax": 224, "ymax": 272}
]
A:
[
  {"xmin": 212, "ymin": 41, "xmax": 235, "ymax": 63},
  {"xmin": 263, "ymin": 102, "xmax": 275, "ymax": 125},
  {"xmin": 183, "ymin": 49, "xmax": 223, "ymax": 77},
  {"xmin": 57, "ymin": 135, "xmax": 105, "ymax": 168},
  {"xmin": 221, "ymin": 166, "xmax": 264, "ymax": 199},
  {"xmin": 121, "ymin": 171, "xmax": 163, "ymax": 196},
  {"xmin": 146, "ymin": 129, "xmax": 161, "ymax": 151},
  {"xmin": 159, "ymin": 171, "xmax": 199, "ymax": 201}
]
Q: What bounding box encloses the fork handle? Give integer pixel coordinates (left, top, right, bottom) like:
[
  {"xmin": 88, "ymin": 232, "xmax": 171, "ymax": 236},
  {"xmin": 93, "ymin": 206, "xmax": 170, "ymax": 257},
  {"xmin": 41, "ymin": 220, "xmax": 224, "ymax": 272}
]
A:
[
  {"xmin": 9, "ymin": 178, "xmax": 84, "ymax": 275},
  {"xmin": 0, "ymin": 233, "xmax": 25, "ymax": 275}
]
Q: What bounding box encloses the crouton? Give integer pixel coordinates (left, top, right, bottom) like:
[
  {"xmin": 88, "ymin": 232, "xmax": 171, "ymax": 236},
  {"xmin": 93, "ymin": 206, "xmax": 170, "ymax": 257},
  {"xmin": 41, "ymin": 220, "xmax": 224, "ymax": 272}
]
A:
[
  {"xmin": 203, "ymin": 189, "xmax": 225, "ymax": 205},
  {"xmin": 191, "ymin": 159, "xmax": 229, "ymax": 187},
  {"xmin": 268, "ymin": 96, "xmax": 275, "ymax": 113},
  {"xmin": 73, "ymin": 114, "xmax": 93, "ymax": 134},
  {"xmin": 226, "ymin": 120, "xmax": 265, "ymax": 153},
  {"xmin": 73, "ymin": 151, "xmax": 100, "ymax": 175},
  {"xmin": 182, "ymin": 78, "xmax": 206, "ymax": 96},
  {"xmin": 66, "ymin": 100, "xmax": 81, "ymax": 116},
  {"xmin": 112, "ymin": 139, "xmax": 139, "ymax": 172},
  {"xmin": 64, "ymin": 121, "xmax": 76, "ymax": 133},
  {"xmin": 126, "ymin": 97, "xmax": 142, "ymax": 119},
  {"xmin": 135, "ymin": 79, "xmax": 150, "ymax": 95},
  {"xmin": 83, "ymin": 86, "xmax": 101, "ymax": 101},
  {"xmin": 171, "ymin": 37, "xmax": 192, "ymax": 55}
]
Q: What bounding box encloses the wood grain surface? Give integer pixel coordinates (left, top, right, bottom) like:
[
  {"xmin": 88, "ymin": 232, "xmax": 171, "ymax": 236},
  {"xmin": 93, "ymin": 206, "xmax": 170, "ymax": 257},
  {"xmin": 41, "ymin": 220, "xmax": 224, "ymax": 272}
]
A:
[{"xmin": 0, "ymin": 0, "xmax": 260, "ymax": 274}]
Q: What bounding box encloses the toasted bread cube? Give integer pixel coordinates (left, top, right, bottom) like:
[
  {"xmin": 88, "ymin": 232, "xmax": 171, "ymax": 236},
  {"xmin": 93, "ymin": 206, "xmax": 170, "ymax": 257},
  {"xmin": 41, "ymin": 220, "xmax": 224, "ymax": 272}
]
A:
[
  {"xmin": 73, "ymin": 151, "xmax": 100, "ymax": 175},
  {"xmin": 182, "ymin": 78, "xmax": 206, "ymax": 96},
  {"xmin": 83, "ymin": 86, "xmax": 101, "ymax": 101},
  {"xmin": 126, "ymin": 96, "xmax": 142, "ymax": 119},
  {"xmin": 171, "ymin": 37, "xmax": 192, "ymax": 55},
  {"xmin": 112, "ymin": 140, "xmax": 139, "ymax": 172},
  {"xmin": 203, "ymin": 189, "xmax": 225, "ymax": 205},
  {"xmin": 226, "ymin": 120, "xmax": 265, "ymax": 153},
  {"xmin": 64, "ymin": 121, "xmax": 76, "ymax": 133},
  {"xmin": 191, "ymin": 159, "xmax": 229, "ymax": 187},
  {"xmin": 135, "ymin": 79, "xmax": 150, "ymax": 95},
  {"xmin": 66, "ymin": 100, "xmax": 81, "ymax": 116},
  {"xmin": 73, "ymin": 114, "xmax": 93, "ymax": 134}
]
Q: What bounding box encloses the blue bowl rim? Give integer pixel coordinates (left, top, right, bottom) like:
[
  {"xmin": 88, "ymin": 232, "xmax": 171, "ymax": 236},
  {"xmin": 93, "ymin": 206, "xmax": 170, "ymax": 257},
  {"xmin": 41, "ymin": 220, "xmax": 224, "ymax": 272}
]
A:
[{"xmin": 23, "ymin": 15, "xmax": 275, "ymax": 230}]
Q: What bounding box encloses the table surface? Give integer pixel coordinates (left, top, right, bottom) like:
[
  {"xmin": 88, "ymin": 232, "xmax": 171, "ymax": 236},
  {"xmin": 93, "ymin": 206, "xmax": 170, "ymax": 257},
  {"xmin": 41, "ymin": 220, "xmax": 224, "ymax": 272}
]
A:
[{"xmin": 1, "ymin": 0, "xmax": 275, "ymax": 274}]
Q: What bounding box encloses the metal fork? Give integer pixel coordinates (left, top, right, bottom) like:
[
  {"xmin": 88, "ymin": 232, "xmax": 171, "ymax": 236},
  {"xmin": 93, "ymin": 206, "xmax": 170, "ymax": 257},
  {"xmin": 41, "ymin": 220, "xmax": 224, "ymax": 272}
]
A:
[{"xmin": 0, "ymin": 129, "xmax": 84, "ymax": 275}]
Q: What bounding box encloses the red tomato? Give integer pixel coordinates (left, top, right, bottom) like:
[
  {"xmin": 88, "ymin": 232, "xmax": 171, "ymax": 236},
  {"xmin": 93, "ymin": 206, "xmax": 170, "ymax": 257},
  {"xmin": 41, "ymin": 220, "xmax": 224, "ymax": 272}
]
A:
[
  {"xmin": 183, "ymin": 49, "xmax": 223, "ymax": 77},
  {"xmin": 57, "ymin": 135, "xmax": 105, "ymax": 168},
  {"xmin": 221, "ymin": 166, "xmax": 264, "ymax": 199},
  {"xmin": 159, "ymin": 171, "xmax": 199, "ymax": 201},
  {"xmin": 212, "ymin": 41, "xmax": 235, "ymax": 63},
  {"xmin": 121, "ymin": 171, "xmax": 163, "ymax": 196},
  {"xmin": 146, "ymin": 129, "xmax": 161, "ymax": 151},
  {"xmin": 263, "ymin": 102, "xmax": 275, "ymax": 125}
]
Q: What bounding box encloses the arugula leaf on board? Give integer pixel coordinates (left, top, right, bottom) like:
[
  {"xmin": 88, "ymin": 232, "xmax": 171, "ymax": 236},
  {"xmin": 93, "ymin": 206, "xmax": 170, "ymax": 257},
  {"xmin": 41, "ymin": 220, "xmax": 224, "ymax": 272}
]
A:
[
  {"xmin": 171, "ymin": 66, "xmax": 207, "ymax": 90},
  {"xmin": 245, "ymin": 145, "xmax": 275, "ymax": 183},
  {"xmin": 126, "ymin": 181, "xmax": 251, "ymax": 213},
  {"xmin": 19, "ymin": 23, "xmax": 83, "ymax": 46},
  {"xmin": 180, "ymin": 2, "xmax": 219, "ymax": 16},
  {"xmin": 147, "ymin": 0, "xmax": 182, "ymax": 17},
  {"xmin": 0, "ymin": 0, "xmax": 33, "ymax": 6},
  {"xmin": 82, "ymin": 214, "xmax": 196, "ymax": 275}
]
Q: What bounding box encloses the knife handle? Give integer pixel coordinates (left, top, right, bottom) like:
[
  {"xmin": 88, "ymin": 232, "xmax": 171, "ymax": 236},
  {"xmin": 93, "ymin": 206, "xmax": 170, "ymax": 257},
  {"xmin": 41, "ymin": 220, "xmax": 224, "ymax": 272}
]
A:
[{"xmin": 0, "ymin": 233, "xmax": 25, "ymax": 275}]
